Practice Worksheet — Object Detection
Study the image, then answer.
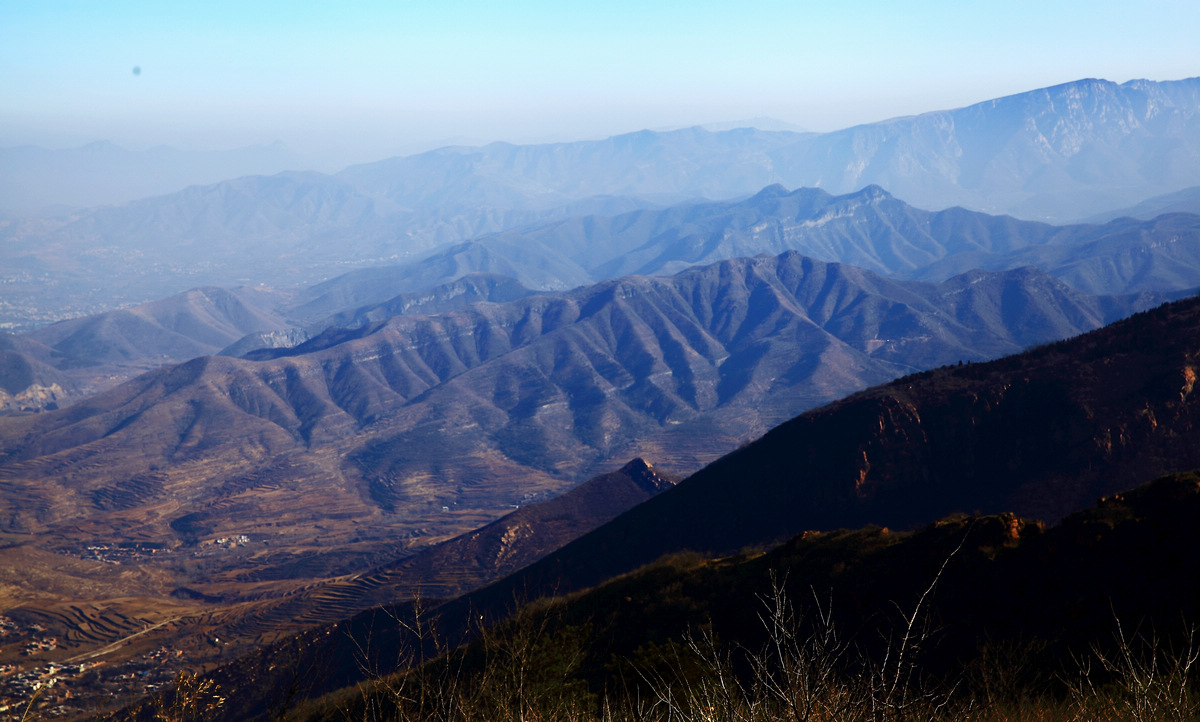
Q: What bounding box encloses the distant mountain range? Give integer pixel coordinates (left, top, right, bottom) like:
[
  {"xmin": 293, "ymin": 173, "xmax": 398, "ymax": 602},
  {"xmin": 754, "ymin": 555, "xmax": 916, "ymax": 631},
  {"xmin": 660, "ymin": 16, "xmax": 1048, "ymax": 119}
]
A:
[
  {"xmin": 337, "ymin": 184, "xmax": 1200, "ymax": 302},
  {"xmin": 3, "ymin": 77, "xmax": 1198, "ymax": 328},
  {"xmin": 325, "ymin": 76, "xmax": 1200, "ymax": 223},
  {"xmin": 778, "ymin": 77, "xmax": 1200, "ymax": 219},
  {"xmin": 8, "ymin": 184, "xmax": 1197, "ymax": 414}
]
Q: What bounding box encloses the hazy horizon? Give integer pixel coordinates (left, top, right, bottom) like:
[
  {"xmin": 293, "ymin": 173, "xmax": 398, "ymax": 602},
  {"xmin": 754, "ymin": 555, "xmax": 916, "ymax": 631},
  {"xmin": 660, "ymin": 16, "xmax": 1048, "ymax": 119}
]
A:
[{"xmin": 4, "ymin": 0, "xmax": 1198, "ymax": 169}]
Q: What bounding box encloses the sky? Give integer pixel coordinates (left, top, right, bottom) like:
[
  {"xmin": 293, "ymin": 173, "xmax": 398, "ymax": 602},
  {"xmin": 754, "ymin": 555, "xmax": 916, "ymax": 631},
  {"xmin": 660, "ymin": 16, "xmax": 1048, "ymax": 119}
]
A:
[{"xmin": 2, "ymin": 0, "xmax": 1198, "ymax": 168}]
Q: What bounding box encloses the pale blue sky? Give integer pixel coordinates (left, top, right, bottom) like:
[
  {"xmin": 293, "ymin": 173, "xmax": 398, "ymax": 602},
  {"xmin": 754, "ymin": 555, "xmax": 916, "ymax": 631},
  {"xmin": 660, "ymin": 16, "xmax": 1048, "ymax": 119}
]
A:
[{"xmin": 2, "ymin": 0, "xmax": 1197, "ymax": 166}]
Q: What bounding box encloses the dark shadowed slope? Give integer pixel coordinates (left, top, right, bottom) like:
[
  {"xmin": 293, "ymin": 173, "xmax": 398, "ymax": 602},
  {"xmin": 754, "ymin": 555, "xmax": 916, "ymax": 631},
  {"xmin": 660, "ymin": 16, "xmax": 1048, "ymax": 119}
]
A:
[
  {"xmin": 285, "ymin": 472, "xmax": 1200, "ymax": 722},
  {"xmin": 473, "ymin": 293, "xmax": 1200, "ymax": 602}
]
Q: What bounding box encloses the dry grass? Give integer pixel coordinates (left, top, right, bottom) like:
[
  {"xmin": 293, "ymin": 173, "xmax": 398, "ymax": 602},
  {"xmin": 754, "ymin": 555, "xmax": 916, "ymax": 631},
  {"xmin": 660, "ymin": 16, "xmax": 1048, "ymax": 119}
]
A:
[{"xmin": 277, "ymin": 574, "xmax": 1200, "ymax": 722}]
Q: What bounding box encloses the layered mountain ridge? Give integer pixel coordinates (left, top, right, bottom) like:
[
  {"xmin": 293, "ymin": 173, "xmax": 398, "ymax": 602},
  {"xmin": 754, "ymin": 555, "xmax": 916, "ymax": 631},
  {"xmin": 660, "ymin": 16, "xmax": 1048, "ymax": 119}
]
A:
[
  {"xmin": 374, "ymin": 184, "xmax": 1200, "ymax": 301},
  {"xmin": 0, "ymin": 251, "xmax": 1159, "ymax": 575},
  {"xmin": 4, "ymin": 76, "xmax": 1198, "ymax": 329},
  {"xmin": 13, "ymin": 183, "xmax": 1198, "ymax": 415}
]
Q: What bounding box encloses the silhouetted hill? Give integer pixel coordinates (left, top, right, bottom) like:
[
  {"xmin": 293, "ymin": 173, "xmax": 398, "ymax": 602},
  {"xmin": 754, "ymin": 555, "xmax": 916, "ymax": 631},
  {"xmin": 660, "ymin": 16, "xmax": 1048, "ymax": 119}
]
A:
[
  {"xmin": 441, "ymin": 473, "xmax": 1200, "ymax": 714},
  {"xmin": 528, "ymin": 471, "xmax": 1200, "ymax": 701}
]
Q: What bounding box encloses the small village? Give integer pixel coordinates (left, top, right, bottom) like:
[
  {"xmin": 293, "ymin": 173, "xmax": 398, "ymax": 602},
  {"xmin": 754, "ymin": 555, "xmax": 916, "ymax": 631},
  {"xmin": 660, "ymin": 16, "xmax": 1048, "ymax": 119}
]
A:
[{"xmin": 0, "ymin": 623, "xmax": 183, "ymax": 720}]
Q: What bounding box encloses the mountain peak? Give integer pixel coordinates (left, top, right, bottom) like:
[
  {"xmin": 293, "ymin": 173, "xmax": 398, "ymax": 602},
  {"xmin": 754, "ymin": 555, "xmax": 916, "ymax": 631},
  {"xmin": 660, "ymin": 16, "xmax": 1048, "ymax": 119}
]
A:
[
  {"xmin": 751, "ymin": 183, "xmax": 790, "ymax": 199},
  {"xmin": 620, "ymin": 458, "xmax": 676, "ymax": 495},
  {"xmin": 620, "ymin": 457, "xmax": 652, "ymax": 473},
  {"xmin": 852, "ymin": 184, "xmax": 891, "ymax": 202}
]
